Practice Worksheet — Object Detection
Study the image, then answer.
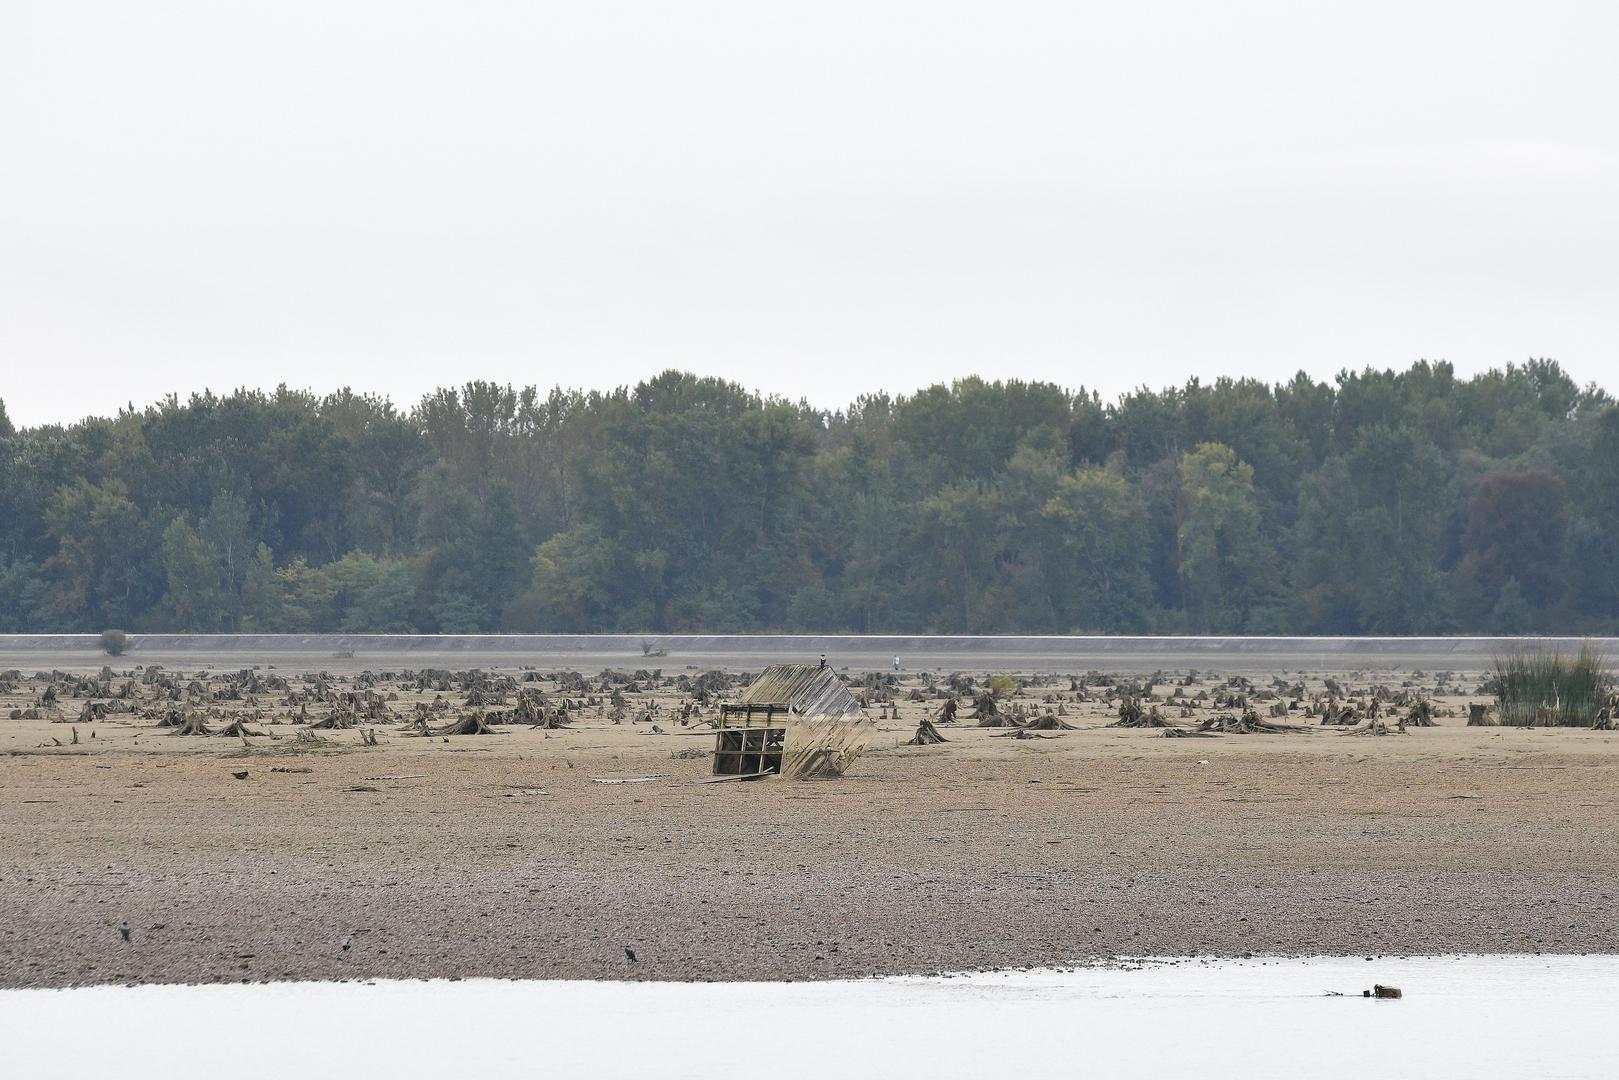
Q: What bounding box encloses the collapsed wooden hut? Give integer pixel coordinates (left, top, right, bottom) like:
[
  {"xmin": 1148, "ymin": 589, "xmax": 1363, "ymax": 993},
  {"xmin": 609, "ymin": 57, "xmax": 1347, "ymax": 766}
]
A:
[{"xmin": 714, "ymin": 663, "xmax": 872, "ymax": 779}]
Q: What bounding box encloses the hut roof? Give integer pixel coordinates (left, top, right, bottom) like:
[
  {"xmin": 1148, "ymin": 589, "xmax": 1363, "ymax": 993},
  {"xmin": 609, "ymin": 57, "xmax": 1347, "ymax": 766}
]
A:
[{"xmin": 736, "ymin": 664, "xmax": 865, "ymax": 720}]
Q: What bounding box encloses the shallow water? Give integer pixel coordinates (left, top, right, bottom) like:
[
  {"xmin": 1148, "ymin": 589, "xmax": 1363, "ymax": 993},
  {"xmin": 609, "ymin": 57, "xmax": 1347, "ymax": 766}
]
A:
[{"xmin": 3, "ymin": 955, "xmax": 1614, "ymax": 1079}]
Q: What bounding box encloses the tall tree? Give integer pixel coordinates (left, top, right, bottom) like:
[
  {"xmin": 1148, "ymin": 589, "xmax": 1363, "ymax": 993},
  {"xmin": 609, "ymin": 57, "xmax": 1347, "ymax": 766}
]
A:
[
  {"xmin": 1041, "ymin": 463, "xmax": 1153, "ymax": 631},
  {"xmin": 1176, "ymin": 443, "xmax": 1274, "ymax": 632}
]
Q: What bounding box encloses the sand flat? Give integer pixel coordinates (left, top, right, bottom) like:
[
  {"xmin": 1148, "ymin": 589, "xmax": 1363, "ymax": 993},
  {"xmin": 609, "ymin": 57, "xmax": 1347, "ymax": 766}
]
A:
[{"xmin": 3, "ymin": 663, "xmax": 1617, "ymax": 987}]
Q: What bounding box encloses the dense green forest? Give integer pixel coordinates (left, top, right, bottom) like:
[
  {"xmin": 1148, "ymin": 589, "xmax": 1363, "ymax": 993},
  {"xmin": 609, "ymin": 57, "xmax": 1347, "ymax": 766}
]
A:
[{"xmin": 1, "ymin": 360, "xmax": 1615, "ymax": 635}]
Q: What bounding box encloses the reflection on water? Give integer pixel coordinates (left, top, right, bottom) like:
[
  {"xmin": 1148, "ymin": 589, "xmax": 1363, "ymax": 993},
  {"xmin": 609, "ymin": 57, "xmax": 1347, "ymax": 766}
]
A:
[{"xmin": 3, "ymin": 955, "xmax": 1615, "ymax": 1079}]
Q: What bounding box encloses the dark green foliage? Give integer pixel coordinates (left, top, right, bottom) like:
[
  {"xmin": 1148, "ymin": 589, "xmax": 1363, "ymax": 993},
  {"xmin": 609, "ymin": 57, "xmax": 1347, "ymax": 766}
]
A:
[
  {"xmin": 98, "ymin": 628, "xmax": 128, "ymax": 656},
  {"xmin": 0, "ymin": 362, "xmax": 1614, "ymax": 633}
]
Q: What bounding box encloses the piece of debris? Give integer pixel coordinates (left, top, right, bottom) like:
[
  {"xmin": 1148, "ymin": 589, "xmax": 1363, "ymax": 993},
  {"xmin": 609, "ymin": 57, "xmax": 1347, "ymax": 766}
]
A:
[
  {"xmin": 1366, "ymin": 985, "xmax": 1402, "ymax": 999},
  {"xmin": 591, "ymin": 776, "xmax": 663, "ymax": 784},
  {"xmin": 1110, "ymin": 698, "xmax": 1173, "ymax": 728},
  {"xmin": 716, "ymin": 664, "xmax": 873, "ymax": 779},
  {"xmin": 1198, "ymin": 710, "xmax": 1304, "ymax": 735},
  {"xmin": 1343, "ymin": 718, "xmax": 1404, "ymax": 736},
  {"xmin": 171, "ymin": 714, "xmax": 214, "ymax": 737},
  {"xmin": 1022, "ymin": 712, "xmax": 1075, "ymax": 731},
  {"xmin": 1405, "ymin": 700, "xmax": 1438, "ymax": 727},
  {"xmin": 405, "ymin": 712, "xmax": 503, "ymax": 737},
  {"xmin": 231, "ymin": 770, "xmax": 249, "ymax": 780}
]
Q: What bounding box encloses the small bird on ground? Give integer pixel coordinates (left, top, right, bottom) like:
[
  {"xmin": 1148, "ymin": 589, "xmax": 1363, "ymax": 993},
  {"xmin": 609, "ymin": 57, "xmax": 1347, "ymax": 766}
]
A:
[
  {"xmin": 625, "ymin": 947, "xmax": 637, "ymax": 962},
  {"xmin": 119, "ymin": 922, "xmax": 130, "ymax": 942}
]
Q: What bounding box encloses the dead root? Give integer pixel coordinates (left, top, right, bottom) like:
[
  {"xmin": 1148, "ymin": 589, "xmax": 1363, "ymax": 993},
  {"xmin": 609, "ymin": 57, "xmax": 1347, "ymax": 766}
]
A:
[
  {"xmin": 1110, "ymin": 699, "xmax": 1172, "ymax": 728},
  {"xmin": 1404, "ymin": 699, "xmax": 1438, "ymax": 727},
  {"xmin": 170, "ymin": 714, "xmax": 214, "ymax": 736},
  {"xmin": 1198, "ymin": 710, "xmax": 1306, "ymax": 735},
  {"xmin": 1021, "ymin": 712, "xmax": 1075, "ymax": 731},
  {"xmin": 1343, "ymin": 718, "xmax": 1405, "ymax": 736},
  {"xmin": 405, "ymin": 712, "xmax": 503, "ymax": 737},
  {"xmin": 905, "ymin": 718, "xmax": 948, "ymax": 745}
]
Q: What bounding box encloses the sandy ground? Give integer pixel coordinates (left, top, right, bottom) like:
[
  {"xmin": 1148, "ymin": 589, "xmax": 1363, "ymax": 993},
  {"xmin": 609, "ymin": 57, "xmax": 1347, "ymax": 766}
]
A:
[{"xmin": 3, "ymin": 661, "xmax": 1618, "ymax": 987}]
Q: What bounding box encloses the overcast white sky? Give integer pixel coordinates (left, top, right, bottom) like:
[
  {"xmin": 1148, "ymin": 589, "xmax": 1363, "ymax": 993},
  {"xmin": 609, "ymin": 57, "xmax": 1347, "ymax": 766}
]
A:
[{"xmin": 3, "ymin": 1, "xmax": 1617, "ymax": 426}]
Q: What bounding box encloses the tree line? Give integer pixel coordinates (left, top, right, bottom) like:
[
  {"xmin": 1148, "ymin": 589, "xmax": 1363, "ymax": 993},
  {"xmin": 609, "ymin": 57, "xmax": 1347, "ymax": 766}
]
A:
[{"xmin": 1, "ymin": 360, "xmax": 1614, "ymax": 636}]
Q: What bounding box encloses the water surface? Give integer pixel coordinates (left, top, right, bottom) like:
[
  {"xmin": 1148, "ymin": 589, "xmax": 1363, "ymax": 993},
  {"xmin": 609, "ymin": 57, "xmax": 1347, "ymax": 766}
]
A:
[{"xmin": 3, "ymin": 955, "xmax": 1612, "ymax": 1078}]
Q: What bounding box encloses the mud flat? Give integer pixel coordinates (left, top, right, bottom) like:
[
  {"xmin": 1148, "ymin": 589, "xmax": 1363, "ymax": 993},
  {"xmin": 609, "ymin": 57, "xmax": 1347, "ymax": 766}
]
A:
[{"xmin": 2, "ymin": 658, "xmax": 1618, "ymax": 988}]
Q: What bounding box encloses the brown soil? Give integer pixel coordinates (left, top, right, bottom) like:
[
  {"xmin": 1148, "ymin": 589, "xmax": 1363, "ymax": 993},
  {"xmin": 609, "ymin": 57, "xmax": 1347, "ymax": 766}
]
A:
[{"xmin": 2, "ymin": 665, "xmax": 1616, "ymax": 987}]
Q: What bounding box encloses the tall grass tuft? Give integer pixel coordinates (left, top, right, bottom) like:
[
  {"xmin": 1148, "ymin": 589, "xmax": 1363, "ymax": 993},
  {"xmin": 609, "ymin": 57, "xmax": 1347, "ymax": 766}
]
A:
[{"xmin": 1491, "ymin": 643, "xmax": 1610, "ymax": 727}]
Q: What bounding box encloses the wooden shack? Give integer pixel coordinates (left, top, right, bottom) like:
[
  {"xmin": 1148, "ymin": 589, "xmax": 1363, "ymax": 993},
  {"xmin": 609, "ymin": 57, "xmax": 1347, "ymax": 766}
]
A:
[{"xmin": 714, "ymin": 663, "xmax": 871, "ymax": 779}]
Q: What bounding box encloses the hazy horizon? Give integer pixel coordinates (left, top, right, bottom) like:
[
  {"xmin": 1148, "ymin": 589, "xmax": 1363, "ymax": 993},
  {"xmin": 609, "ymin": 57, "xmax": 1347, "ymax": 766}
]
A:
[{"xmin": 6, "ymin": 1, "xmax": 1616, "ymax": 428}]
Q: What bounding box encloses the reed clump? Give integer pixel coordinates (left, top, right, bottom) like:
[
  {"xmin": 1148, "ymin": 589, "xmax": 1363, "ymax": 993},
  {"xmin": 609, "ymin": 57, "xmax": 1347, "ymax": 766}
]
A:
[{"xmin": 1490, "ymin": 644, "xmax": 1610, "ymax": 727}]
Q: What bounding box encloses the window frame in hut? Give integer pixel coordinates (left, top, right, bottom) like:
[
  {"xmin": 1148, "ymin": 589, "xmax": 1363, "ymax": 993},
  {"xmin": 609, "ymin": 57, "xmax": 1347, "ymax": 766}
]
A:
[{"xmin": 712, "ymin": 703, "xmax": 788, "ymax": 776}]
